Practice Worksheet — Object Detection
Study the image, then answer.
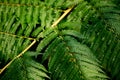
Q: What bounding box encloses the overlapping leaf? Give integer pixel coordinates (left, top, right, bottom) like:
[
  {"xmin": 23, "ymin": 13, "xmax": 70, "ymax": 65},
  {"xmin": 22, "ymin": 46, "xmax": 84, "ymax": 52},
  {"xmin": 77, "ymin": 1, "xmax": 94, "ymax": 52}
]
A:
[
  {"xmin": 0, "ymin": 32, "xmax": 32, "ymax": 64},
  {"xmin": 0, "ymin": 0, "xmax": 120, "ymax": 80},
  {"xmin": 0, "ymin": 52, "xmax": 49, "ymax": 80},
  {"xmin": 42, "ymin": 36, "xmax": 108, "ymax": 80}
]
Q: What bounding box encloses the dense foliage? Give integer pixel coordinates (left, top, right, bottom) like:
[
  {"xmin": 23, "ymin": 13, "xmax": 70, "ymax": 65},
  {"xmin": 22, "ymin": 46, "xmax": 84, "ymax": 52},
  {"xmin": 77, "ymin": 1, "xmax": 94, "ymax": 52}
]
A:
[{"xmin": 0, "ymin": 0, "xmax": 120, "ymax": 80}]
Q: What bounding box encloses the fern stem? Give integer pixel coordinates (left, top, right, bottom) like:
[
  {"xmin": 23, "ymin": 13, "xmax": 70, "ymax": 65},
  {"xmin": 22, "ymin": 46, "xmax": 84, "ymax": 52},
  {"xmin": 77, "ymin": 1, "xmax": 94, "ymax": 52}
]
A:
[
  {"xmin": 0, "ymin": 57, "xmax": 15, "ymax": 74},
  {"xmin": 16, "ymin": 39, "xmax": 36, "ymax": 58},
  {"xmin": 0, "ymin": 31, "xmax": 35, "ymax": 40},
  {"xmin": 51, "ymin": 7, "xmax": 74, "ymax": 28},
  {"xmin": 0, "ymin": 39, "xmax": 36, "ymax": 74}
]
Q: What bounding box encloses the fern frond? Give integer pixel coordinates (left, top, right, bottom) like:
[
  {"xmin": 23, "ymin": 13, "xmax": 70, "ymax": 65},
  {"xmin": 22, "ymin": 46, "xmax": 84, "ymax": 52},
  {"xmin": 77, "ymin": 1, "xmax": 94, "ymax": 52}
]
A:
[
  {"xmin": 0, "ymin": 1, "xmax": 62, "ymax": 37},
  {"xmin": 89, "ymin": 0, "xmax": 120, "ymax": 34},
  {"xmin": 0, "ymin": 52, "xmax": 49, "ymax": 80},
  {"xmin": 80, "ymin": 0, "xmax": 120, "ymax": 79},
  {"xmin": 0, "ymin": 0, "xmax": 120, "ymax": 79},
  {"xmin": 43, "ymin": 36, "xmax": 108, "ymax": 80},
  {"xmin": 0, "ymin": 32, "xmax": 35, "ymax": 71}
]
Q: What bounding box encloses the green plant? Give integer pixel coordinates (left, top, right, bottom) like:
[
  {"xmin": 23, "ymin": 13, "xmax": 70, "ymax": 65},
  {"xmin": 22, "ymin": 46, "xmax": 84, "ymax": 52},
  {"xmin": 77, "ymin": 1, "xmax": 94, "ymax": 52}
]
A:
[{"xmin": 0, "ymin": 0, "xmax": 120, "ymax": 80}]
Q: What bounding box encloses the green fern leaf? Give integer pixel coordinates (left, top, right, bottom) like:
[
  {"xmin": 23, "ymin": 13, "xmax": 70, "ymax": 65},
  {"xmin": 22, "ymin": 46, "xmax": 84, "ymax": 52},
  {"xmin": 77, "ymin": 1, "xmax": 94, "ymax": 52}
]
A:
[
  {"xmin": 0, "ymin": 0, "xmax": 120, "ymax": 80},
  {"xmin": 0, "ymin": 52, "xmax": 49, "ymax": 80},
  {"xmin": 0, "ymin": 32, "xmax": 35, "ymax": 66},
  {"xmin": 43, "ymin": 36, "xmax": 108, "ymax": 80}
]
